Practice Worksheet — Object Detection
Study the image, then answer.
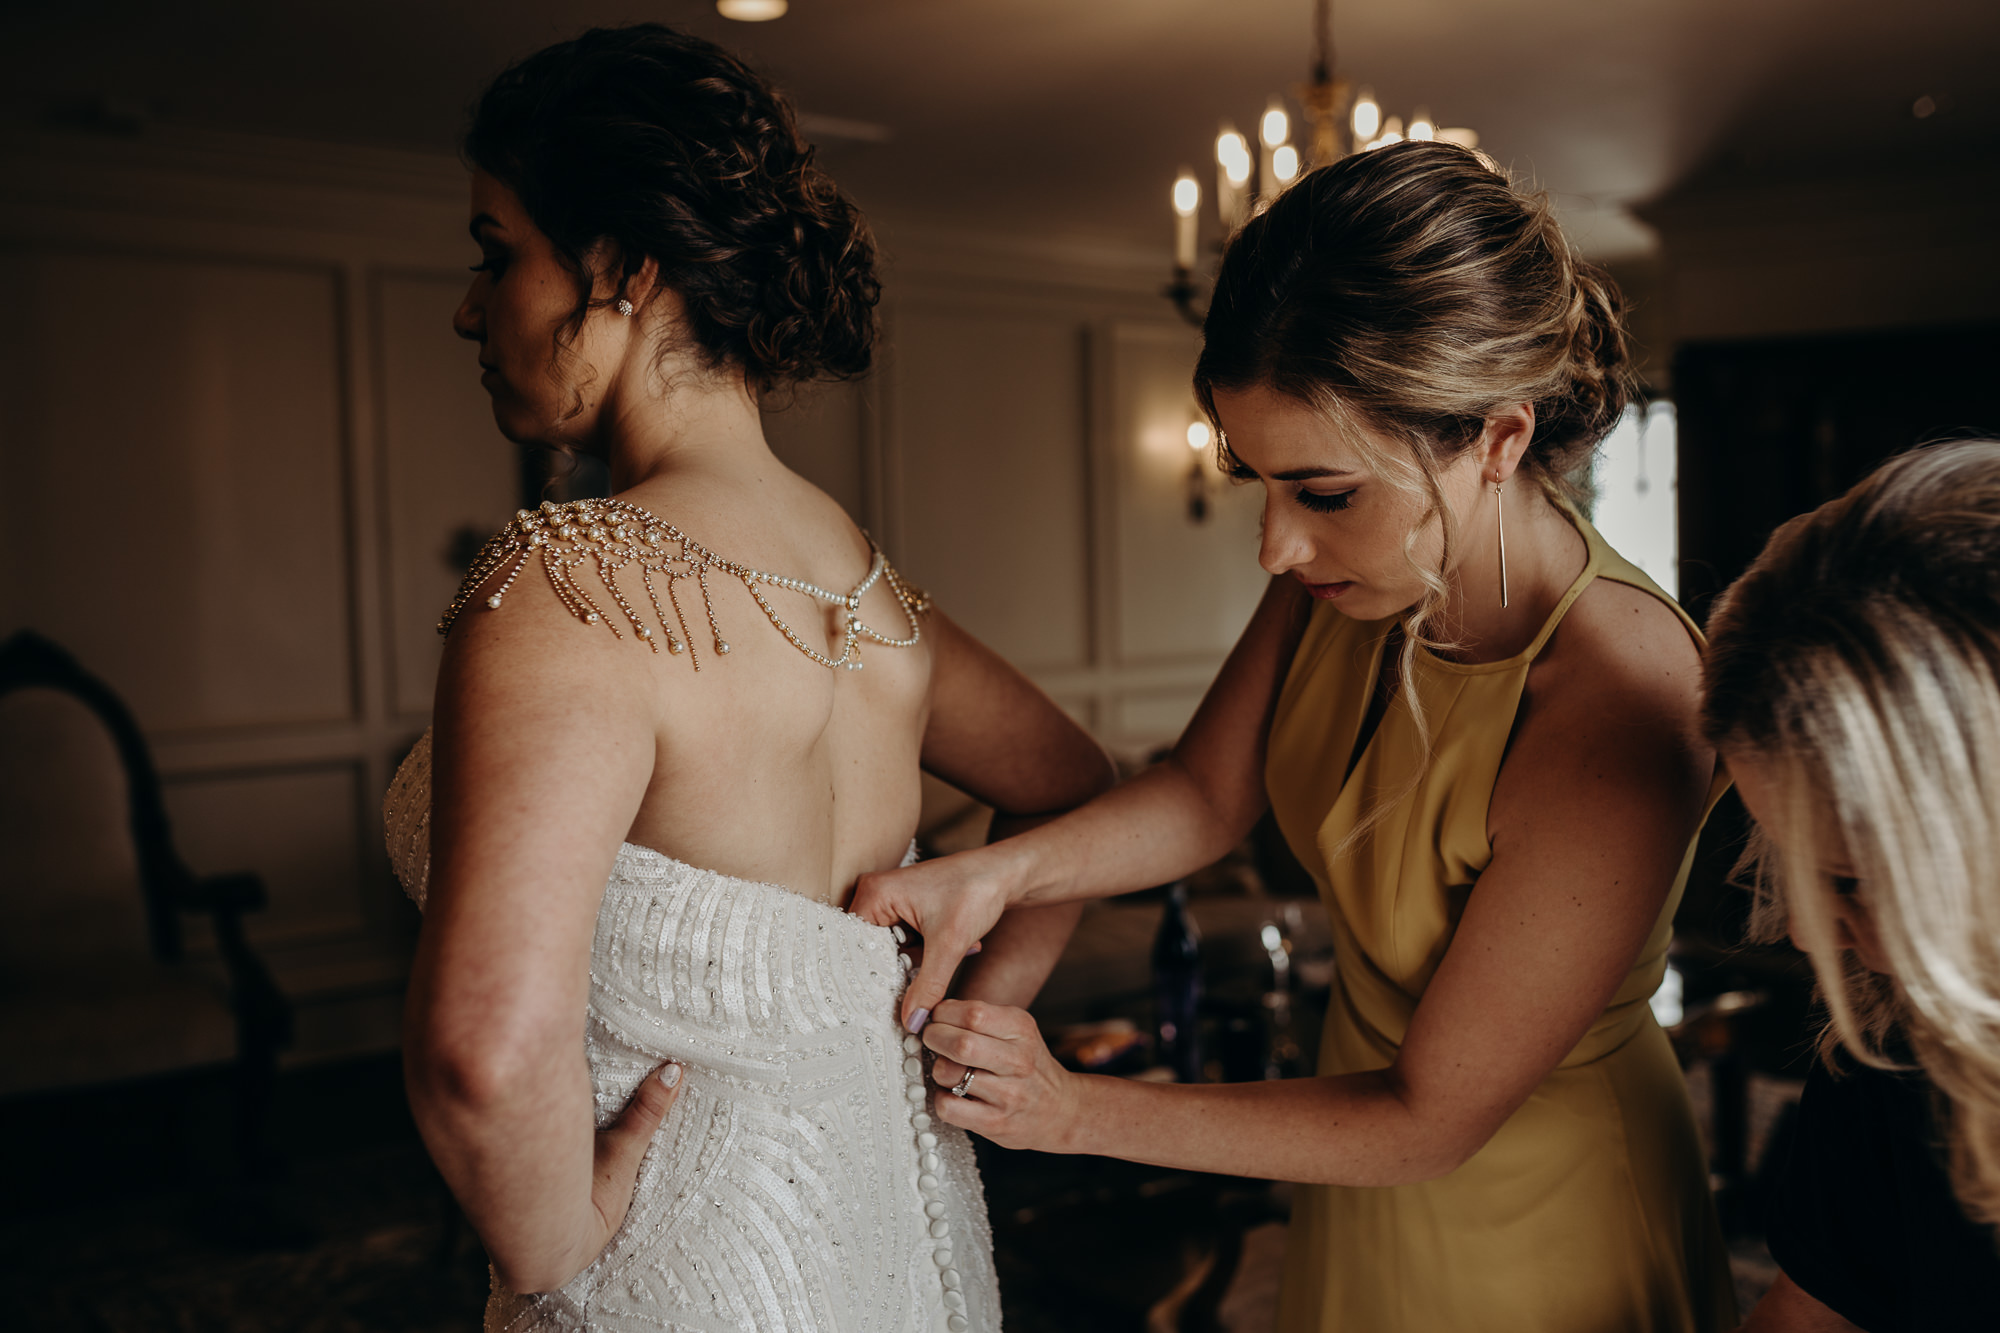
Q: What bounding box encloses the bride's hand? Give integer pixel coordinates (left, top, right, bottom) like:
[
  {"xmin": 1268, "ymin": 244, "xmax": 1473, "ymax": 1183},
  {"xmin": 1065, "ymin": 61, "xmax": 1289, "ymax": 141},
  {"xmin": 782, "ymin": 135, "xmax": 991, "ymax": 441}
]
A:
[
  {"xmin": 578, "ymin": 1063, "xmax": 684, "ymax": 1270},
  {"xmin": 851, "ymin": 847, "xmax": 1014, "ymax": 1032},
  {"xmin": 922, "ymin": 1000, "xmax": 1085, "ymax": 1154}
]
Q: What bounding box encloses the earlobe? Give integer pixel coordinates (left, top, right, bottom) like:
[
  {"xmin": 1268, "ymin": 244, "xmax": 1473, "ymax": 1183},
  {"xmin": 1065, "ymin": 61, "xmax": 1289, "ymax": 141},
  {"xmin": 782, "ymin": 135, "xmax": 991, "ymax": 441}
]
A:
[
  {"xmin": 620, "ymin": 256, "xmax": 664, "ymax": 315},
  {"xmin": 1482, "ymin": 403, "xmax": 1537, "ymax": 482}
]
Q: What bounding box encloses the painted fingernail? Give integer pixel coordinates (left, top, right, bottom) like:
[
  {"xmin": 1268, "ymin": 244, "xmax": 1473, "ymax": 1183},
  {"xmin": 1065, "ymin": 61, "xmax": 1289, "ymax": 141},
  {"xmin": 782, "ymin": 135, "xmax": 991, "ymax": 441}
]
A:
[
  {"xmin": 659, "ymin": 1064, "xmax": 682, "ymax": 1089},
  {"xmin": 891, "ymin": 925, "xmax": 908, "ymax": 945},
  {"xmin": 906, "ymin": 1007, "xmax": 931, "ymax": 1034},
  {"xmin": 964, "ymin": 942, "xmax": 982, "ymax": 956}
]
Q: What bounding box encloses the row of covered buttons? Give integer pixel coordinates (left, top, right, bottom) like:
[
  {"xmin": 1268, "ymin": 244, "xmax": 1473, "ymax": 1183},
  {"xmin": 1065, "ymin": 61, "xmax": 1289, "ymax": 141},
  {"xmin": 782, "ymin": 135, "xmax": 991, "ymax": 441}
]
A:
[{"xmin": 902, "ymin": 1027, "xmax": 971, "ymax": 1331}]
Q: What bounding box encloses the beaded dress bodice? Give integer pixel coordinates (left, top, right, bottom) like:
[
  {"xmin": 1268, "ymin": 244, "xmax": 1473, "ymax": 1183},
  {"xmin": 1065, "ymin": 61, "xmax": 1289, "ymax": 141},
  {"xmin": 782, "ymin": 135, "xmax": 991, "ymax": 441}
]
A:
[
  {"xmin": 387, "ymin": 501, "xmax": 995, "ymax": 1333},
  {"xmin": 387, "ymin": 734, "xmax": 997, "ymax": 1333}
]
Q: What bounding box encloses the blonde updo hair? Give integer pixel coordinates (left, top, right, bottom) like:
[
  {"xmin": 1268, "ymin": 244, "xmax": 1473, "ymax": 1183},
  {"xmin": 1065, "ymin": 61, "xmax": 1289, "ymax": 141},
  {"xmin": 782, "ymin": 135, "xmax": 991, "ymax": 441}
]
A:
[
  {"xmin": 1701, "ymin": 438, "xmax": 2000, "ymax": 1234},
  {"xmin": 1194, "ymin": 141, "xmax": 1636, "ymax": 758},
  {"xmin": 1195, "ymin": 141, "xmax": 1633, "ymax": 488}
]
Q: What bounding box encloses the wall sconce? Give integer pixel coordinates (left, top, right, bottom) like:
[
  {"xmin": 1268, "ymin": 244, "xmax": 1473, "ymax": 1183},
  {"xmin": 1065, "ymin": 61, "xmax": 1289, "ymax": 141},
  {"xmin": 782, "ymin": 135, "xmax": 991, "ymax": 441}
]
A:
[{"xmin": 1186, "ymin": 420, "xmax": 1214, "ymax": 523}]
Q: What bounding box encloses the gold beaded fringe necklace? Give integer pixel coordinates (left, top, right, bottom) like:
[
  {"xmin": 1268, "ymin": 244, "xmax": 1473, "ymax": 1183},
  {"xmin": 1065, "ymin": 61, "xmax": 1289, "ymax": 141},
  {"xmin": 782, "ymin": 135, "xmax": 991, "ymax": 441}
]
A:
[{"xmin": 438, "ymin": 498, "xmax": 928, "ymax": 671}]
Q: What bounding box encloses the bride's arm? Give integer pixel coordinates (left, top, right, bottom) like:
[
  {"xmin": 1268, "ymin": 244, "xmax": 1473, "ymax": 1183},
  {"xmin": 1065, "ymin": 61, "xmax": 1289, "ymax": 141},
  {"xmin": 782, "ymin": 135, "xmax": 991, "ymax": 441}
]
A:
[
  {"xmin": 857, "ymin": 575, "xmax": 1311, "ymax": 1025},
  {"xmin": 404, "ymin": 578, "xmax": 676, "ymax": 1293},
  {"xmin": 914, "ymin": 609, "xmax": 1118, "ymax": 1009}
]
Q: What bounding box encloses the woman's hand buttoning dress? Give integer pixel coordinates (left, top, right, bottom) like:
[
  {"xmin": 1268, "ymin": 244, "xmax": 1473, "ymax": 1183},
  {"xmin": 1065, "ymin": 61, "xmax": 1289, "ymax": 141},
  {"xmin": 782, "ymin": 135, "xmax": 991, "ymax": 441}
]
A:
[{"xmin": 390, "ymin": 24, "xmax": 1112, "ymax": 1331}]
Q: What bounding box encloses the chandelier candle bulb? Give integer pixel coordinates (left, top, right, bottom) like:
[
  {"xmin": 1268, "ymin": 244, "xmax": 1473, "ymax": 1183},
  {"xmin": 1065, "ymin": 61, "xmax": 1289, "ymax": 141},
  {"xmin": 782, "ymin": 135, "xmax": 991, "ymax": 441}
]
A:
[
  {"xmin": 1273, "ymin": 144, "xmax": 1300, "ymax": 184},
  {"xmin": 1258, "ymin": 101, "xmax": 1289, "ymax": 204},
  {"xmin": 1351, "ymin": 87, "xmax": 1381, "ymax": 142},
  {"xmin": 1216, "ymin": 126, "xmax": 1252, "ymax": 230},
  {"xmin": 1260, "ymin": 104, "xmax": 1290, "ymax": 148},
  {"xmin": 1171, "ymin": 173, "xmax": 1201, "ymax": 269},
  {"xmin": 1218, "ymin": 129, "xmax": 1251, "ymax": 184},
  {"xmin": 1408, "ymin": 107, "xmax": 1436, "ymax": 141}
]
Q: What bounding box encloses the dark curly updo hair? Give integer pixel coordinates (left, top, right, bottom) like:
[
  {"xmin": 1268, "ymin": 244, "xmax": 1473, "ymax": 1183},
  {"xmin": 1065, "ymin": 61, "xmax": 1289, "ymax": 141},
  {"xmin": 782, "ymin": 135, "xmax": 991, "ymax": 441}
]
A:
[{"xmin": 465, "ymin": 23, "xmax": 879, "ymax": 393}]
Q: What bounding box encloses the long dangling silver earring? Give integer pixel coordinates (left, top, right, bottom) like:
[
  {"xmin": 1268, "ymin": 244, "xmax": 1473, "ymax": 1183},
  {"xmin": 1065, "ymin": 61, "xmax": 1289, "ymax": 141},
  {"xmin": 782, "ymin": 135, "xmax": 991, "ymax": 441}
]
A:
[
  {"xmin": 614, "ymin": 298, "xmax": 635, "ymax": 317},
  {"xmin": 1493, "ymin": 477, "xmax": 1510, "ymax": 610}
]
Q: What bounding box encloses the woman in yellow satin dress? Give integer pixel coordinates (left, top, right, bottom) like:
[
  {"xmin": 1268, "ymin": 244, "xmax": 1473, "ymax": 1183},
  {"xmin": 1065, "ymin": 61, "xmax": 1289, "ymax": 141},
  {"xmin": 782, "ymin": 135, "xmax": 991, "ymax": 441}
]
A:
[
  {"xmin": 852, "ymin": 141, "xmax": 1736, "ymax": 1332},
  {"xmin": 1262, "ymin": 513, "xmax": 1733, "ymax": 1331}
]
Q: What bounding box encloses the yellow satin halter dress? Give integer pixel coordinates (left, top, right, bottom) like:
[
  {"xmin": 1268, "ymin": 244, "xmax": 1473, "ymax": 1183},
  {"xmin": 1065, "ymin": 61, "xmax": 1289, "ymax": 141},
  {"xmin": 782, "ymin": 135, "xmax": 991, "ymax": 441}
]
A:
[{"xmin": 1266, "ymin": 510, "xmax": 1736, "ymax": 1333}]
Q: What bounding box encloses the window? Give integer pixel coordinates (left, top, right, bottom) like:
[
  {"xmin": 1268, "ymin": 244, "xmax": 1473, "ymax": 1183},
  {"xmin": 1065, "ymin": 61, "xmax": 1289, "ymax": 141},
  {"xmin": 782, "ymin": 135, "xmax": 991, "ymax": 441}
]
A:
[{"xmin": 1589, "ymin": 400, "xmax": 1678, "ymax": 599}]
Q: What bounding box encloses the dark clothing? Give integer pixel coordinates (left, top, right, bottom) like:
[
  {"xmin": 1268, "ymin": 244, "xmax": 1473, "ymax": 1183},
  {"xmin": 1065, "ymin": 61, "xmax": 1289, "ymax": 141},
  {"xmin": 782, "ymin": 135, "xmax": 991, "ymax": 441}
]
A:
[{"xmin": 1765, "ymin": 1055, "xmax": 2000, "ymax": 1331}]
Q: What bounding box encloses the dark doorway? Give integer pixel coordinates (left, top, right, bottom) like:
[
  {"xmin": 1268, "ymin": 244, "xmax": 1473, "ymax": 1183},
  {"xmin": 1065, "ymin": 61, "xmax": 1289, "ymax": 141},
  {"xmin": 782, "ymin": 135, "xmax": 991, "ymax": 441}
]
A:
[{"xmin": 1674, "ymin": 322, "xmax": 2000, "ymax": 625}]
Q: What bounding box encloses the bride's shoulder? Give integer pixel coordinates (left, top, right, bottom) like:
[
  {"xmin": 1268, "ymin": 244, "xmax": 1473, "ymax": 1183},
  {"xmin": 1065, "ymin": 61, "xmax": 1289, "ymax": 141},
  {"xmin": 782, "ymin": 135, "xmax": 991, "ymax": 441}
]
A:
[{"xmin": 436, "ymin": 498, "xmax": 673, "ymax": 683}]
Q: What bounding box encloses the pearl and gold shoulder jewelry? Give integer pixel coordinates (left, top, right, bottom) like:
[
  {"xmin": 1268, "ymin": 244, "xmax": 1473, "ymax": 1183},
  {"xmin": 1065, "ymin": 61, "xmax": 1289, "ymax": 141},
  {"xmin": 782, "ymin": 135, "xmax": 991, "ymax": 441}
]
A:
[{"xmin": 438, "ymin": 498, "xmax": 929, "ymax": 671}]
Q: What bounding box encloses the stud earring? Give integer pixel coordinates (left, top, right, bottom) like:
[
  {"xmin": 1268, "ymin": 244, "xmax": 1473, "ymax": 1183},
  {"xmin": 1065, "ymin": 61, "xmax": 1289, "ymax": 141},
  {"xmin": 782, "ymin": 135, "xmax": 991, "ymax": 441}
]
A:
[
  {"xmin": 614, "ymin": 298, "xmax": 635, "ymax": 317},
  {"xmin": 1493, "ymin": 475, "xmax": 1510, "ymax": 610}
]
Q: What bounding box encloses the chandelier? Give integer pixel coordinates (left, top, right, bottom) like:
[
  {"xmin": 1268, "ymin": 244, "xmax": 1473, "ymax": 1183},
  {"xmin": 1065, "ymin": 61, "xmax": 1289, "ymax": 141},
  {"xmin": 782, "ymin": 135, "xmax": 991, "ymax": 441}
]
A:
[{"xmin": 1165, "ymin": 0, "xmax": 1478, "ymax": 327}]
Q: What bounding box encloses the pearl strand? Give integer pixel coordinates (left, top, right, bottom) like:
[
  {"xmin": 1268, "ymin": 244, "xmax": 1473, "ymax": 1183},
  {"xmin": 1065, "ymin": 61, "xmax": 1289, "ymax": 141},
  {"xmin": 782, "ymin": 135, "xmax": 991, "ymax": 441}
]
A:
[{"xmin": 436, "ymin": 498, "xmax": 931, "ymax": 673}]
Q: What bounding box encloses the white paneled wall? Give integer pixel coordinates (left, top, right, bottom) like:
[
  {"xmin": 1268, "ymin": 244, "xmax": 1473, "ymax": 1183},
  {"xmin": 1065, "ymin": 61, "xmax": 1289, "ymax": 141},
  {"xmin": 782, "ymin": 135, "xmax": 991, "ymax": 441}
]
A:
[
  {"xmin": 1098, "ymin": 321, "xmax": 1267, "ymax": 740},
  {"xmin": 891, "ymin": 304, "xmax": 1092, "ymax": 673},
  {"xmin": 376, "ymin": 271, "xmax": 524, "ymax": 719},
  {"xmin": 0, "ymin": 127, "xmax": 1264, "ymax": 1064},
  {"xmin": 0, "ymin": 250, "xmax": 354, "ymax": 732}
]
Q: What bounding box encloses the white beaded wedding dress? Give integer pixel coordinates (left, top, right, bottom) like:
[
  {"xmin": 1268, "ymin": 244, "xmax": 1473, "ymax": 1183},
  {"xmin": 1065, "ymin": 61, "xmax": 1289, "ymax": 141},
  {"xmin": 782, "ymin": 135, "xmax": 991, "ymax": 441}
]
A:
[{"xmin": 386, "ymin": 499, "xmax": 1001, "ymax": 1333}]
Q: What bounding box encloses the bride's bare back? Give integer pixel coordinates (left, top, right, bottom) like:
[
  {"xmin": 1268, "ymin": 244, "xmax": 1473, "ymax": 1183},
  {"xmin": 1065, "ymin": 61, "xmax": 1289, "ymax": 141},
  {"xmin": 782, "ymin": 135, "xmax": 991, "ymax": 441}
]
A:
[{"xmin": 450, "ymin": 466, "xmax": 935, "ymax": 906}]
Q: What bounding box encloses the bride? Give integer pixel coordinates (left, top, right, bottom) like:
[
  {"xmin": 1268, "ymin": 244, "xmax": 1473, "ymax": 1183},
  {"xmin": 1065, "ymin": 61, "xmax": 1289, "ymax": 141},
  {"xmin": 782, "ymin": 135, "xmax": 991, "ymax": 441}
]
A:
[{"xmin": 386, "ymin": 25, "xmax": 1111, "ymax": 1331}]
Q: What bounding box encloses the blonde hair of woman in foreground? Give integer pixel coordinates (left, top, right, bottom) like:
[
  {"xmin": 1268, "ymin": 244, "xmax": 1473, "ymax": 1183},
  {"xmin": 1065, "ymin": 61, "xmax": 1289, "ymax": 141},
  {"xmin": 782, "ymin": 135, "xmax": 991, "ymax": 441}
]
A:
[{"xmin": 1704, "ymin": 438, "xmax": 2000, "ymax": 1332}]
